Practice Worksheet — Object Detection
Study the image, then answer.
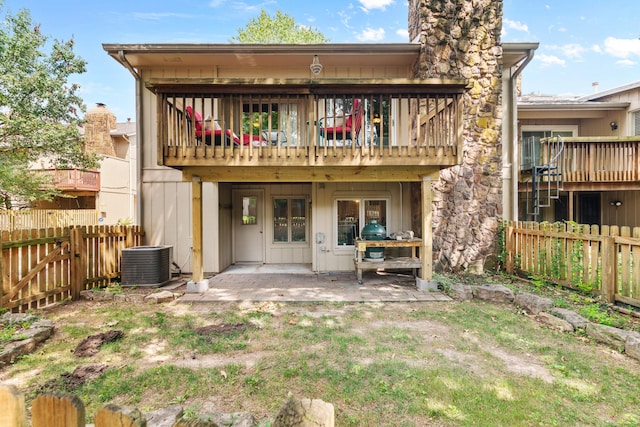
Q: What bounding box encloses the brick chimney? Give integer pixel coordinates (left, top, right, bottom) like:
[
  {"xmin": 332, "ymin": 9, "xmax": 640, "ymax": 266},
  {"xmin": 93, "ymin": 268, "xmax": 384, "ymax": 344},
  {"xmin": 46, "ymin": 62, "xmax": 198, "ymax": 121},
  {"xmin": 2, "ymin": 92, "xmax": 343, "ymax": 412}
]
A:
[{"xmin": 84, "ymin": 103, "xmax": 116, "ymax": 156}]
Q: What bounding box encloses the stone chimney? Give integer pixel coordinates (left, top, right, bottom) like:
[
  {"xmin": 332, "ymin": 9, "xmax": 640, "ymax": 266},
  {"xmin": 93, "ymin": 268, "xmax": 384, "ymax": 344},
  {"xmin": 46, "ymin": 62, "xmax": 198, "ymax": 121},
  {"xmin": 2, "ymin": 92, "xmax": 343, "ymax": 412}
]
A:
[
  {"xmin": 408, "ymin": 0, "xmax": 504, "ymax": 274},
  {"xmin": 84, "ymin": 103, "xmax": 116, "ymax": 156}
]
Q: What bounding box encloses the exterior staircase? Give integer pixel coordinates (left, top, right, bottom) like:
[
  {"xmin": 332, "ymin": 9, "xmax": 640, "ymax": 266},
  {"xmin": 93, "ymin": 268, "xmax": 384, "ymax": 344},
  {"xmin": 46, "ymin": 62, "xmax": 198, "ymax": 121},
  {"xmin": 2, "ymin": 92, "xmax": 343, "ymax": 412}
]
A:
[{"xmin": 521, "ymin": 135, "xmax": 564, "ymax": 220}]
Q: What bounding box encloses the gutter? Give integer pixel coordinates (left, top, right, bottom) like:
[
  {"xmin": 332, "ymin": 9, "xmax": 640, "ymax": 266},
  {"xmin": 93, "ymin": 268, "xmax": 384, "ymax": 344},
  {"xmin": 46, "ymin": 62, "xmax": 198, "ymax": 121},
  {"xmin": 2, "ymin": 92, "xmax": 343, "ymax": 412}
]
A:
[{"xmin": 118, "ymin": 50, "xmax": 144, "ymax": 231}]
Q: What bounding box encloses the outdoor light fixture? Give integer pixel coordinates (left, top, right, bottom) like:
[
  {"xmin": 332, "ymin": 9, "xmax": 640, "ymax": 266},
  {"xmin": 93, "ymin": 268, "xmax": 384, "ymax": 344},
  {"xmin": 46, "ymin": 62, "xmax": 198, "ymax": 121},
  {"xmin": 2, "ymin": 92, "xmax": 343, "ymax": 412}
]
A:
[
  {"xmin": 310, "ymin": 54, "xmax": 323, "ymax": 75},
  {"xmin": 610, "ymin": 121, "xmax": 618, "ymax": 131},
  {"xmin": 610, "ymin": 200, "xmax": 623, "ymax": 207}
]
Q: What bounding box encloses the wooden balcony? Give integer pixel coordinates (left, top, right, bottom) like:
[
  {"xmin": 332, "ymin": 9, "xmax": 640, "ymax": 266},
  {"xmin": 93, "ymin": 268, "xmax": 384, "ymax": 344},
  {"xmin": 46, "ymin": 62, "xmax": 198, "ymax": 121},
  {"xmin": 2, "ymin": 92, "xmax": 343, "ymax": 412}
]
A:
[
  {"xmin": 39, "ymin": 169, "xmax": 100, "ymax": 192},
  {"xmin": 559, "ymin": 137, "xmax": 640, "ymax": 183},
  {"xmin": 148, "ymin": 78, "xmax": 466, "ymax": 182},
  {"xmin": 519, "ymin": 136, "xmax": 640, "ymax": 191}
]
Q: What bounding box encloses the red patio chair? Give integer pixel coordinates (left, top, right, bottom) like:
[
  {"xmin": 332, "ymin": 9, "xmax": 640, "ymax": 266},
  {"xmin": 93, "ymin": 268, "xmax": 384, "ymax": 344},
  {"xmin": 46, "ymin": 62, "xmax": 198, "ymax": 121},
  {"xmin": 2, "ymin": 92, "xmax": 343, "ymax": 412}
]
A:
[
  {"xmin": 319, "ymin": 99, "xmax": 363, "ymax": 146},
  {"xmin": 185, "ymin": 106, "xmax": 240, "ymax": 146}
]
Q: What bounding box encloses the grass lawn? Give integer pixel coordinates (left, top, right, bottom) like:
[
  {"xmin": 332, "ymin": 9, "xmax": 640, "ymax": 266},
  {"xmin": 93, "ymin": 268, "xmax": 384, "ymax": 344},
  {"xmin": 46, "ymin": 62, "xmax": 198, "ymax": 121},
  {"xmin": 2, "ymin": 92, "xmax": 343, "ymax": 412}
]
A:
[{"xmin": 1, "ymin": 279, "xmax": 640, "ymax": 426}]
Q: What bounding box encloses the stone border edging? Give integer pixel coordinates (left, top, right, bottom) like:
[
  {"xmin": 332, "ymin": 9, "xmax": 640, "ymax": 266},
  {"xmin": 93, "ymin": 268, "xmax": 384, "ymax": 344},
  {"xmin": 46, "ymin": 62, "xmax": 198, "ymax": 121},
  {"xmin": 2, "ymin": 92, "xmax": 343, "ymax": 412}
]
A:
[
  {"xmin": 0, "ymin": 313, "xmax": 55, "ymax": 368},
  {"xmin": 451, "ymin": 283, "xmax": 640, "ymax": 361}
]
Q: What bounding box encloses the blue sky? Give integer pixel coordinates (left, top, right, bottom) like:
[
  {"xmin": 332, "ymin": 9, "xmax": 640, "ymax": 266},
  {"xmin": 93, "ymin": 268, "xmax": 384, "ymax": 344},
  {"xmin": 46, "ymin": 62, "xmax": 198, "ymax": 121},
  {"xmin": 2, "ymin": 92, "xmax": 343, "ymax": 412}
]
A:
[{"xmin": 2, "ymin": 0, "xmax": 639, "ymax": 122}]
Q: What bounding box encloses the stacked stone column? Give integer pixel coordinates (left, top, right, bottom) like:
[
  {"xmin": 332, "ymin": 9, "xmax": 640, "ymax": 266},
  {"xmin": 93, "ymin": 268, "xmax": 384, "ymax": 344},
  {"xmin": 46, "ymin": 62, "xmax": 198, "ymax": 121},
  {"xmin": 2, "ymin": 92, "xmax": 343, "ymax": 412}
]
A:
[{"xmin": 409, "ymin": 0, "xmax": 503, "ymax": 273}]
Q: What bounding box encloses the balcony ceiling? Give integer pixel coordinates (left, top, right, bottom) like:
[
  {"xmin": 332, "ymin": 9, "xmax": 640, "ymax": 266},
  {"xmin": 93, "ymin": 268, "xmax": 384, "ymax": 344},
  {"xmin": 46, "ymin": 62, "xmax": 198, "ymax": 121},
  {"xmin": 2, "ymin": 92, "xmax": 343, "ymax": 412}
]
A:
[{"xmin": 103, "ymin": 43, "xmax": 422, "ymax": 69}]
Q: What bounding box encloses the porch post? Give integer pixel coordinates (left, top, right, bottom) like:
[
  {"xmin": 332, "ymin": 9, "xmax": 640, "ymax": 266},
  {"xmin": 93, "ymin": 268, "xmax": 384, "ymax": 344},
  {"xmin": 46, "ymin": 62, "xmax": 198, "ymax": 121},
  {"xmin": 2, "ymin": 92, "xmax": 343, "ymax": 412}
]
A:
[
  {"xmin": 416, "ymin": 176, "xmax": 435, "ymax": 290},
  {"xmin": 187, "ymin": 176, "xmax": 208, "ymax": 292}
]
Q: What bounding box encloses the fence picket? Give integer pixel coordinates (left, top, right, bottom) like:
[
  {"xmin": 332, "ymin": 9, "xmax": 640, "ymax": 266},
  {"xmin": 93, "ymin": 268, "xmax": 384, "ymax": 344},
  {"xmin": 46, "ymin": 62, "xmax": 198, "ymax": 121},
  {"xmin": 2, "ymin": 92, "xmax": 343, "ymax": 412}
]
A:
[
  {"xmin": 31, "ymin": 394, "xmax": 85, "ymax": 427},
  {"xmin": 1, "ymin": 226, "xmax": 143, "ymax": 312},
  {"xmin": 620, "ymin": 227, "xmax": 631, "ymax": 297},
  {"xmin": 0, "ymin": 384, "xmax": 26, "ymax": 427},
  {"xmin": 506, "ymin": 221, "xmax": 639, "ymax": 308},
  {"xmin": 0, "ymin": 209, "xmax": 97, "ymax": 231},
  {"xmin": 632, "ymin": 228, "xmax": 640, "ymax": 301}
]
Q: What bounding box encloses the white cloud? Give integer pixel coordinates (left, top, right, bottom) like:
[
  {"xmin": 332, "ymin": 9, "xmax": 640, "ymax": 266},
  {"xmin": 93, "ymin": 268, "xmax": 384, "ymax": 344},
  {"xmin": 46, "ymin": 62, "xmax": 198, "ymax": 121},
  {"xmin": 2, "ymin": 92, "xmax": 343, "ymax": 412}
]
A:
[
  {"xmin": 616, "ymin": 59, "xmax": 637, "ymax": 66},
  {"xmin": 536, "ymin": 54, "xmax": 566, "ymax": 67},
  {"xmin": 503, "ymin": 19, "xmax": 528, "ymax": 32},
  {"xmin": 396, "ymin": 28, "xmax": 409, "ymax": 40},
  {"xmin": 359, "ymin": 0, "xmax": 395, "ymax": 11},
  {"xmin": 547, "ymin": 43, "xmax": 586, "ymax": 60},
  {"xmin": 604, "ymin": 37, "xmax": 640, "ymax": 59},
  {"xmin": 592, "ymin": 44, "xmax": 602, "ymax": 54},
  {"xmin": 356, "ymin": 27, "xmax": 386, "ymax": 42}
]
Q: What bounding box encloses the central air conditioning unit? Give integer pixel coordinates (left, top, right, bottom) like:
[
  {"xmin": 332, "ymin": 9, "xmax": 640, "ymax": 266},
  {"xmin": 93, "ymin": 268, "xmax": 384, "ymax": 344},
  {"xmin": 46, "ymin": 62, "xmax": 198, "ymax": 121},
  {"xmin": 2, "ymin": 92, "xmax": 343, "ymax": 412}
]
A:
[{"xmin": 121, "ymin": 245, "xmax": 172, "ymax": 287}]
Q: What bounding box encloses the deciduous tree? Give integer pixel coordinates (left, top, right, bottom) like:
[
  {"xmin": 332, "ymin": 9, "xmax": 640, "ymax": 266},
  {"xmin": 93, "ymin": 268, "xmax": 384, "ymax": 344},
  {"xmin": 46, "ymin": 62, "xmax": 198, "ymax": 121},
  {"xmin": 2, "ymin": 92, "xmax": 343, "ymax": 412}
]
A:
[
  {"xmin": 0, "ymin": 4, "xmax": 96, "ymax": 209},
  {"xmin": 231, "ymin": 10, "xmax": 329, "ymax": 44}
]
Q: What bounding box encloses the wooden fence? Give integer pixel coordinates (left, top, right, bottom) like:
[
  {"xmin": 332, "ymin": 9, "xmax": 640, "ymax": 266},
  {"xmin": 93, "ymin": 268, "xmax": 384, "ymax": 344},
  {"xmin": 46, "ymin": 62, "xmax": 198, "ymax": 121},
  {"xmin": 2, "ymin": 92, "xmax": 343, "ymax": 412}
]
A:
[
  {"xmin": 505, "ymin": 221, "xmax": 640, "ymax": 309},
  {"xmin": 0, "ymin": 210, "xmax": 98, "ymax": 231},
  {"xmin": 1, "ymin": 384, "xmax": 198, "ymax": 427},
  {"xmin": 0, "ymin": 225, "xmax": 143, "ymax": 312}
]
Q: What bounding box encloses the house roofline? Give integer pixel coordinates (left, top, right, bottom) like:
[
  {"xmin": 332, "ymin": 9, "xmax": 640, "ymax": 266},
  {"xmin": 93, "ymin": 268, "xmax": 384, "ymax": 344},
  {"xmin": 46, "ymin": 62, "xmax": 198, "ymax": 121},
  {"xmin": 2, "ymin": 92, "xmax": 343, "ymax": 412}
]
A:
[
  {"xmin": 579, "ymin": 80, "xmax": 640, "ymax": 101},
  {"xmin": 518, "ymin": 101, "xmax": 630, "ymax": 111},
  {"xmin": 102, "ymin": 43, "xmax": 422, "ymax": 56}
]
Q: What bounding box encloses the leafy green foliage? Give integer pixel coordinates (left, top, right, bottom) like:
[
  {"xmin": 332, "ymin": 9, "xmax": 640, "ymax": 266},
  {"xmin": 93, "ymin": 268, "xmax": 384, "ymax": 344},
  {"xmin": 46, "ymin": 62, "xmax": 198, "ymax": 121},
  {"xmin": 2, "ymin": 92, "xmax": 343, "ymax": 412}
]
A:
[
  {"xmin": 230, "ymin": 10, "xmax": 329, "ymax": 44},
  {"xmin": 0, "ymin": 5, "xmax": 97, "ymax": 208}
]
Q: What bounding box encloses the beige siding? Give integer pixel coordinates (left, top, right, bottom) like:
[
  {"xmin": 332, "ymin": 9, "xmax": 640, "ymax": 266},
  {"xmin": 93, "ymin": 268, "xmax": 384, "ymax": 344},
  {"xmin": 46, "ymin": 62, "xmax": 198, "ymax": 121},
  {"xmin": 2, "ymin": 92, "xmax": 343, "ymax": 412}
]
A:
[
  {"xmin": 98, "ymin": 157, "xmax": 133, "ymax": 224},
  {"xmin": 312, "ymin": 181, "xmax": 413, "ymax": 272},
  {"xmin": 601, "ymin": 190, "xmax": 640, "ymax": 228},
  {"xmin": 232, "ymin": 183, "xmax": 313, "ymax": 265}
]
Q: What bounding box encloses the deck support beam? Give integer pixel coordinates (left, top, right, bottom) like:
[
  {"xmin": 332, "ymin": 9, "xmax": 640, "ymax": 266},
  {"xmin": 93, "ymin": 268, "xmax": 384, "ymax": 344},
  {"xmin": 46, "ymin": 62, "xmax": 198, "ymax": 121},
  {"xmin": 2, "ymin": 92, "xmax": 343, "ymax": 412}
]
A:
[{"xmin": 416, "ymin": 176, "xmax": 435, "ymax": 290}]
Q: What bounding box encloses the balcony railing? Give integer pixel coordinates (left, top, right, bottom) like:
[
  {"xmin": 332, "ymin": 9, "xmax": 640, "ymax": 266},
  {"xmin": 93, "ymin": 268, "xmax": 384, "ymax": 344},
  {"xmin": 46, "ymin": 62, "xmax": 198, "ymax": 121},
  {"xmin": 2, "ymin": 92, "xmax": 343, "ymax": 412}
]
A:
[
  {"xmin": 39, "ymin": 169, "xmax": 100, "ymax": 192},
  {"xmin": 541, "ymin": 137, "xmax": 640, "ymax": 183},
  {"xmin": 149, "ymin": 79, "xmax": 465, "ymax": 170}
]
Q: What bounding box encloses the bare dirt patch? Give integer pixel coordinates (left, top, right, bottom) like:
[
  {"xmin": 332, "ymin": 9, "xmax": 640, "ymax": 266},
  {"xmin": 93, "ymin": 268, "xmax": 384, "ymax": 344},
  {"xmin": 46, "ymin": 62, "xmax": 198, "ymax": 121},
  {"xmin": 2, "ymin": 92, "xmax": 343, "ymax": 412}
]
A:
[{"xmin": 73, "ymin": 330, "xmax": 124, "ymax": 357}]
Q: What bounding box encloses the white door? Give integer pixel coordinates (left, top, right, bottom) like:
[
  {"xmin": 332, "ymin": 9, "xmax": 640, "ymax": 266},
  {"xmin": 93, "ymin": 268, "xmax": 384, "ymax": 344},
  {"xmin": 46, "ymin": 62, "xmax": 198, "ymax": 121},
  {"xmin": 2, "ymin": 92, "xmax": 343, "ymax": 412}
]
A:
[{"xmin": 233, "ymin": 189, "xmax": 264, "ymax": 263}]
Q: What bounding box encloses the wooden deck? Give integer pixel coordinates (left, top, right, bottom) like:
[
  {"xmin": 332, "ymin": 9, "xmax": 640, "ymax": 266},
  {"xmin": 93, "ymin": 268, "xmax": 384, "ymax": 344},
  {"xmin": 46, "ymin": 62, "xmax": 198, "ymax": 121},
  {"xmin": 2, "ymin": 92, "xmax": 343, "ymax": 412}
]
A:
[{"xmin": 148, "ymin": 79, "xmax": 466, "ymax": 179}]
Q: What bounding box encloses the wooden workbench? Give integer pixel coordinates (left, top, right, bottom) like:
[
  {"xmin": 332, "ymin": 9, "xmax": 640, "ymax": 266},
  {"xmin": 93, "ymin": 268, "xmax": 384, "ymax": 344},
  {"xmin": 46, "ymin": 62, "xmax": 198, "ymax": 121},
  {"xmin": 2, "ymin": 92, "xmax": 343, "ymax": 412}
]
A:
[{"xmin": 354, "ymin": 238, "xmax": 423, "ymax": 284}]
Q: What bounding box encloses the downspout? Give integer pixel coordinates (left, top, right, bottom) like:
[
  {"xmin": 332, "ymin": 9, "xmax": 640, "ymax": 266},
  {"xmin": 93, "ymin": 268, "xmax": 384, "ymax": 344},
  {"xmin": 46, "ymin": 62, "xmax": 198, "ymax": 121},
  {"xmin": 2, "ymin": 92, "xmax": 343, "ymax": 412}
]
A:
[
  {"xmin": 508, "ymin": 49, "xmax": 535, "ymax": 221},
  {"xmin": 118, "ymin": 50, "xmax": 144, "ymax": 231}
]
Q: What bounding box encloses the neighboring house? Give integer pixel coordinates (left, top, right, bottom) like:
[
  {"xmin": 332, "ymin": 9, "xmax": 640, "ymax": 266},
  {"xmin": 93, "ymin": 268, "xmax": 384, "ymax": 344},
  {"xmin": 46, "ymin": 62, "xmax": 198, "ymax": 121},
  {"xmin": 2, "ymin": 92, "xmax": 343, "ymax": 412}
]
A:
[
  {"xmin": 33, "ymin": 103, "xmax": 137, "ymax": 225},
  {"xmin": 515, "ymin": 81, "xmax": 640, "ymax": 227},
  {"xmin": 103, "ymin": 1, "xmax": 523, "ymax": 278}
]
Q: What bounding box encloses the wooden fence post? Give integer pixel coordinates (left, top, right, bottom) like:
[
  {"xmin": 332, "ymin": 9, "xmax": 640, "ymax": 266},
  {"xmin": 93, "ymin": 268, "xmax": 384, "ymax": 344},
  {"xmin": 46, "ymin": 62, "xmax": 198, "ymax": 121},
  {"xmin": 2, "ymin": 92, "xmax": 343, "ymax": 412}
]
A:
[
  {"xmin": 0, "ymin": 384, "xmax": 26, "ymax": 427},
  {"xmin": 31, "ymin": 394, "xmax": 85, "ymax": 427},
  {"xmin": 505, "ymin": 222, "xmax": 514, "ymax": 274},
  {"xmin": 94, "ymin": 404, "xmax": 146, "ymax": 427},
  {"xmin": 126, "ymin": 226, "xmax": 134, "ymax": 248},
  {"xmin": 600, "ymin": 236, "xmax": 616, "ymax": 303},
  {"xmin": 70, "ymin": 227, "xmax": 87, "ymax": 299}
]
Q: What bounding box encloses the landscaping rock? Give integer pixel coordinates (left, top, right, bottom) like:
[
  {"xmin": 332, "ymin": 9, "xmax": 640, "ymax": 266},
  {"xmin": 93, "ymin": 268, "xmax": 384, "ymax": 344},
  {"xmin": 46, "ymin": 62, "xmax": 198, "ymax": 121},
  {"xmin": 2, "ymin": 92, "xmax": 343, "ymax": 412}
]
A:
[
  {"xmin": 145, "ymin": 290, "xmax": 179, "ymax": 304},
  {"xmin": 80, "ymin": 290, "xmax": 115, "ymax": 301},
  {"xmin": 0, "ymin": 315, "xmax": 55, "ymax": 368},
  {"xmin": 1, "ymin": 312, "xmax": 39, "ymax": 324},
  {"xmin": 144, "ymin": 405, "xmax": 183, "ymax": 427},
  {"xmin": 624, "ymin": 333, "xmax": 640, "ymax": 361},
  {"xmin": 18, "ymin": 324, "xmax": 54, "ymax": 342},
  {"xmin": 473, "ymin": 284, "xmax": 514, "ymax": 304},
  {"xmin": 549, "ymin": 308, "xmax": 589, "ymax": 330},
  {"xmin": 273, "ymin": 396, "xmax": 334, "ymax": 427},
  {"xmin": 535, "ymin": 312, "xmax": 574, "ymax": 332},
  {"xmin": 451, "ymin": 284, "xmax": 473, "ymax": 301},
  {"xmin": 586, "ymin": 323, "xmax": 633, "ymax": 352},
  {"xmin": 515, "ymin": 292, "xmax": 553, "ymax": 315},
  {"xmin": 0, "ymin": 339, "xmax": 36, "ymax": 367},
  {"xmin": 206, "ymin": 412, "xmax": 257, "ymax": 427}
]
